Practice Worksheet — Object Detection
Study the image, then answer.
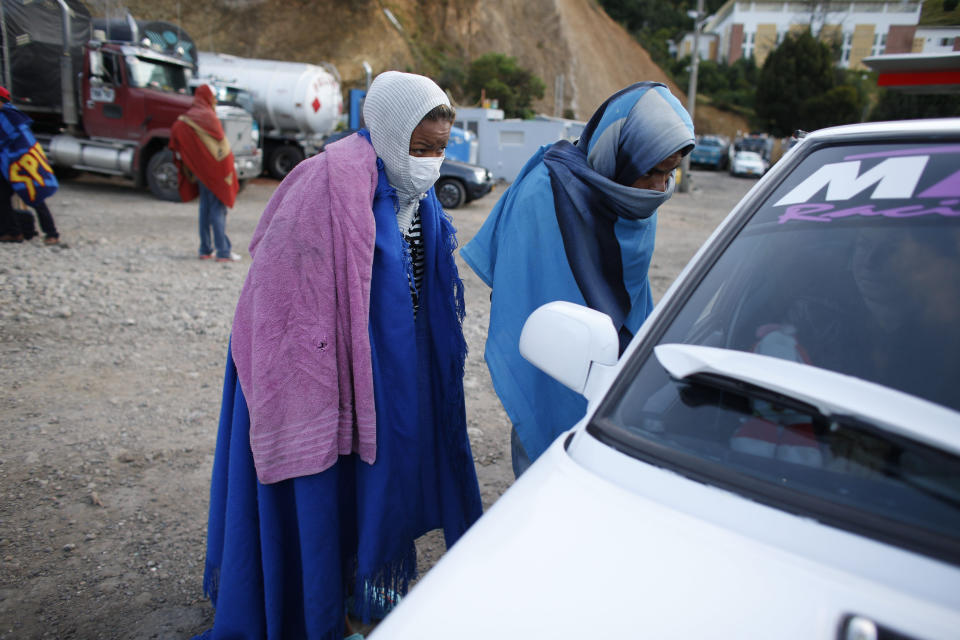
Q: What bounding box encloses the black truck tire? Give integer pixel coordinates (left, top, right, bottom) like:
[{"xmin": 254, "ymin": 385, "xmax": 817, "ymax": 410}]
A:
[
  {"xmin": 146, "ymin": 150, "xmax": 181, "ymax": 202},
  {"xmin": 436, "ymin": 177, "xmax": 466, "ymax": 210},
  {"xmin": 267, "ymin": 144, "xmax": 305, "ymax": 180}
]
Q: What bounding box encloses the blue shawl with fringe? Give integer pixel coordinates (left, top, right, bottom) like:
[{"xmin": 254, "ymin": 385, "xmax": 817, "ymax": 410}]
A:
[
  {"xmin": 195, "ymin": 130, "xmax": 482, "ymax": 640},
  {"xmin": 461, "ymin": 83, "xmax": 694, "ymax": 463}
]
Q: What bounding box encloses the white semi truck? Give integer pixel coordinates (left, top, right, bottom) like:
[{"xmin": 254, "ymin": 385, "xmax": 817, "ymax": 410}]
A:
[{"xmin": 197, "ymin": 51, "xmax": 343, "ymax": 179}]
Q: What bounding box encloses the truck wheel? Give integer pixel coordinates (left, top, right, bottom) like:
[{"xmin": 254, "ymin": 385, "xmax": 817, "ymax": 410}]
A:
[
  {"xmin": 267, "ymin": 144, "xmax": 305, "ymax": 180},
  {"xmin": 436, "ymin": 178, "xmax": 466, "ymax": 210},
  {"xmin": 146, "ymin": 150, "xmax": 181, "ymax": 202}
]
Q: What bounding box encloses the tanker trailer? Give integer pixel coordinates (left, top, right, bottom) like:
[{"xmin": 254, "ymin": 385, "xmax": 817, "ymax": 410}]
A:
[{"xmin": 197, "ymin": 51, "xmax": 342, "ymax": 179}]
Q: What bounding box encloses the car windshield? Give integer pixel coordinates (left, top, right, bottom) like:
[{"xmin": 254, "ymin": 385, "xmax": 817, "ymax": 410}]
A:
[{"xmin": 591, "ymin": 139, "xmax": 960, "ymax": 560}]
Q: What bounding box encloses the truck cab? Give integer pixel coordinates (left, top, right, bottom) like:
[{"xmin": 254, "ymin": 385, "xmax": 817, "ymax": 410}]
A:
[
  {"xmin": 2, "ymin": 1, "xmax": 259, "ymax": 201},
  {"xmin": 75, "ymin": 41, "xmax": 260, "ymax": 200},
  {"xmin": 83, "ymin": 42, "xmax": 192, "ymax": 141}
]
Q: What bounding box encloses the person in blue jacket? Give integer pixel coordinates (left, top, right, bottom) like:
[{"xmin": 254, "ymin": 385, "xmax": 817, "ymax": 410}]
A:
[
  {"xmin": 0, "ymin": 86, "xmax": 60, "ymax": 244},
  {"xmin": 460, "ymin": 82, "xmax": 695, "ymax": 478}
]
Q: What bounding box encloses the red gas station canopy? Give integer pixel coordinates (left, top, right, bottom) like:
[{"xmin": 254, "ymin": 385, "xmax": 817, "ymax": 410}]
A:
[{"xmin": 863, "ymin": 53, "xmax": 960, "ymax": 94}]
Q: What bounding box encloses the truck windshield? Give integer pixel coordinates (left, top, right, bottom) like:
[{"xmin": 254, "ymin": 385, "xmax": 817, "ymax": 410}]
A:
[
  {"xmin": 125, "ymin": 55, "xmax": 191, "ymax": 94},
  {"xmin": 213, "ymin": 85, "xmax": 255, "ymax": 114}
]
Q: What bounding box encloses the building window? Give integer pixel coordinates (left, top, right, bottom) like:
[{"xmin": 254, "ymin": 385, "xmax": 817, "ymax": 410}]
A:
[
  {"xmin": 742, "ymin": 31, "xmax": 754, "ymax": 59},
  {"xmin": 941, "ymin": 37, "xmax": 952, "ymax": 47}
]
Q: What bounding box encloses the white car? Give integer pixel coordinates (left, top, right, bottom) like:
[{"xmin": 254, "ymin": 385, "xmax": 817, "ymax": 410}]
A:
[
  {"xmin": 730, "ymin": 149, "xmax": 768, "ymax": 177},
  {"xmin": 371, "ymin": 119, "xmax": 960, "ymax": 639}
]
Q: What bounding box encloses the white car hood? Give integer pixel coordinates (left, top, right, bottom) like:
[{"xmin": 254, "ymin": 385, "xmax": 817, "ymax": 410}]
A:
[{"xmin": 372, "ymin": 432, "xmax": 960, "ymax": 639}]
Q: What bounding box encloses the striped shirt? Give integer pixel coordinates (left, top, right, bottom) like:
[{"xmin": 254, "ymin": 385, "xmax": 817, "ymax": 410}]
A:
[{"xmin": 404, "ymin": 207, "xmax": 425, "ymax": 314}]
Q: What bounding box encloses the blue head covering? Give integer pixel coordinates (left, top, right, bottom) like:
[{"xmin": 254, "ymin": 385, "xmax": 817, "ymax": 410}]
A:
[
  {"xmin": 461, "ymin": 82, "xmax": 694, "ymax": 464},
  {"xmin": 543, "ymin": 82, "xmax": 695, "ymax": 349}
]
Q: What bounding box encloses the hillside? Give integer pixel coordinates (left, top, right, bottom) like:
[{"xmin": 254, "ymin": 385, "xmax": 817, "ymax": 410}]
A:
[{"xmin": 100, "ymin": 0, "xmax": 748, "ymax": 136}]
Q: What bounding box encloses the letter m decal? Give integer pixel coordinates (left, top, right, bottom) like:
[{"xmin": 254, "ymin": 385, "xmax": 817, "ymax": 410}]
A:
[{"xmin": 775, "ymin": 157, "xmax": 928, "ymax": 206}]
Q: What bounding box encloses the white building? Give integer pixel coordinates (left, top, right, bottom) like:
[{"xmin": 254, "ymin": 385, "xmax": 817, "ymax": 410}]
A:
[
  {"xmin": 914, "ymin": 26, "xmax": 960, "ymax": 54},
  {"xmin": 682, "ymin": 0, "xmax": 930, "ymax": 70}
]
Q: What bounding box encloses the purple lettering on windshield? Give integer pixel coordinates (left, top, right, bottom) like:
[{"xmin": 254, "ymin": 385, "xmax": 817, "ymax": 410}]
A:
[
  {"xmin": 845, "ymin": 146, "xmax": 960, "ymax": 160},
  {"xmin": 918, "ymin": 169, "xmax": 960, "ymax": 198},
  {"xmin": 778, "ymin": 200, "xmax": 960, "ymax": 224}
]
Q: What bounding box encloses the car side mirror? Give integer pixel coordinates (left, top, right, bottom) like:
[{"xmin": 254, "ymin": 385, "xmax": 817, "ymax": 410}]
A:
[{"xmin": 519, "ymin": 301, "xmax": 619, "ymax": 401}]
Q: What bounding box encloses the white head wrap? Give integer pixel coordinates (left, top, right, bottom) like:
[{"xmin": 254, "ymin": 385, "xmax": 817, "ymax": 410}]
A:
[{"xmin": 363, "ymin": 71, "xmax": 450, "ymax": 230}]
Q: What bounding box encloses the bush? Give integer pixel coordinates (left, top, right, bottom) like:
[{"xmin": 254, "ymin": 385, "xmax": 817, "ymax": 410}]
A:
[{"xmin": 464, "ymin": 53, "xmax": 545, "ymax": 119}]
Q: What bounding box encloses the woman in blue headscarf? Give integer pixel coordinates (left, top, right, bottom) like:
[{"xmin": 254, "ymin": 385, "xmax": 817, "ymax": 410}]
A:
[{"xmin": 460, "ymin": 82, "xmax": 695, "ymax": 477}]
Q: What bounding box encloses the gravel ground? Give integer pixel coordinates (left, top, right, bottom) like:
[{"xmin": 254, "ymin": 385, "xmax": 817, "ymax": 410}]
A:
[{"xmin": 0, "ymin": 169, "xmax": 753, "ymax": 639}]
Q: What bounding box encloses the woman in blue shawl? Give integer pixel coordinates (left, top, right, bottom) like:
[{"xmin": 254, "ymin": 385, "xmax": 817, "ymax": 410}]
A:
[
  {"xmin": 193, "ymin": 72, "xmax": 483, "ymax": 640},
  {"xmin": 460, "ymin": 82, "xmax": 695, "ymax": 477}
]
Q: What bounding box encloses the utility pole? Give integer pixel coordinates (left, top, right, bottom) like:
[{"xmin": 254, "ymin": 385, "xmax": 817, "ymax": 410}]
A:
[
  {"xmin": 554, "ymin": 74, "xmax": 564, "ymax": 118},
  {"xmin": 678, "ymin": 0, "xmax": 704, "ymax": 194}
]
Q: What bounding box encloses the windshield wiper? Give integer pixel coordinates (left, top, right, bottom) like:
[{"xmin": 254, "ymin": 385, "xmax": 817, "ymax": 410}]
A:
[
  {"xmin": 654, "ymin": 344, "xmax": 960, "ymax": 457},
  {"xmin": 659, "ymin": 351, "xmax": 960, "ymax": 513}
]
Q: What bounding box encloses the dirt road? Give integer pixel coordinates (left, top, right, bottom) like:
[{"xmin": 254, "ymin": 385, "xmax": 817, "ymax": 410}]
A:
[{"xmin": 0, "ymin": 169, "xmax": 753, "ymax": 639}]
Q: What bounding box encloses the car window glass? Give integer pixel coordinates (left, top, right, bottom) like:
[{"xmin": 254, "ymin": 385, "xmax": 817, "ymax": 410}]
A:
[
  {"xmin": 594, "ymin": 141, "xmax": 960, "ymax": 555},
  {"xmin": 102, "ymin": 52, "xmax": 122, "ymax": 86}
]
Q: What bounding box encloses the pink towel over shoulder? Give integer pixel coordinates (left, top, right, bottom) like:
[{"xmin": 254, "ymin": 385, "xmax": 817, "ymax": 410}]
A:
[{"xmin": 230, "ymin": 133, "xmax": 379, "ymax": 484}]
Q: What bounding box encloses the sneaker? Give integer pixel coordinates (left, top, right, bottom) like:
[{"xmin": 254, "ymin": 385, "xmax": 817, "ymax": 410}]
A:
[
  {"xmin": 198, "ymin": 252, "xmax": 214, "ymax": 260},
  {"xmin": 44, "ymin": 236, "xmax": 60, "ymax": 246},
  {"xmin": 216, "ymin": 252, "xmax": 242, "ymax": 262}
]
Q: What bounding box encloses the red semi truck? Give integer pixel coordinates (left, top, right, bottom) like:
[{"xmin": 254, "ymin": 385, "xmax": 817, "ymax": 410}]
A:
[{"xmin": 0, "ymin": 0, "xmax": 260, "ymax": 200}]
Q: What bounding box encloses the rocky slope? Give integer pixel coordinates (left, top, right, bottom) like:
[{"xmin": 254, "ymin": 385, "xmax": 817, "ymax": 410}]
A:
[{"xmin": 107, "ymin": 0, "xmax": 748, "ymax": 135}]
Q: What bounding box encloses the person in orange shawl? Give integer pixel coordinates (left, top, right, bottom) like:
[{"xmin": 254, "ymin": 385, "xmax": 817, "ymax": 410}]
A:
[{"xmin": 169, "ymin": 84, "xmax": 241, "ymax": 262}]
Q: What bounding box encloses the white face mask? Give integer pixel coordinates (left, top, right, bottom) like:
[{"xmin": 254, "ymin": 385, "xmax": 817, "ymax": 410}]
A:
[{"xmin": 408, "ymin": 155, "xmax": 444, "ymax": 194}]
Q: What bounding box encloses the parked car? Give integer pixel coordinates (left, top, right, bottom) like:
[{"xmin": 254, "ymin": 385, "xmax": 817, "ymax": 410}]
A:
[
  {"xmin": 689, "ymin": 134, "xmax": 729, "ymax": 170},
  {"xmin": 321, "ymin": 129, "xmax": 493, "ymax": 209},
  {"xmin": 734, "ymin": 132, "xmax": 774, "ymax": 162},
  {"xmin": 370, "ymin": 118, "xmax": 960, "ymax": 639},
  {"xmin": 729, "ymin": 149, "xmax": 768, "ymax": 177},
  {"xmin": 435, "ymin": 157, "xmax": 494, "ymax": 209}
]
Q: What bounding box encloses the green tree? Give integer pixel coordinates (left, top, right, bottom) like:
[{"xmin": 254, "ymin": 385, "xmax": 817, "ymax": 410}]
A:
[
  {"xmin": 800, "ymin": 85, "xmax": 862, "ymax": 130},
  {"xmin": 755, "ymin": 30, "xmax": 838, "ymax": 136},
  {"xmin": 598, "ymin": 0, "xmax": 728, "ymax": 73},
  {"xmin": 465, "ymin": 53, "xmax": 545, "ymax": 119},
  {"xmin": 869, "ymin": 90, "xmax": 960, "ymax": 121}
]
